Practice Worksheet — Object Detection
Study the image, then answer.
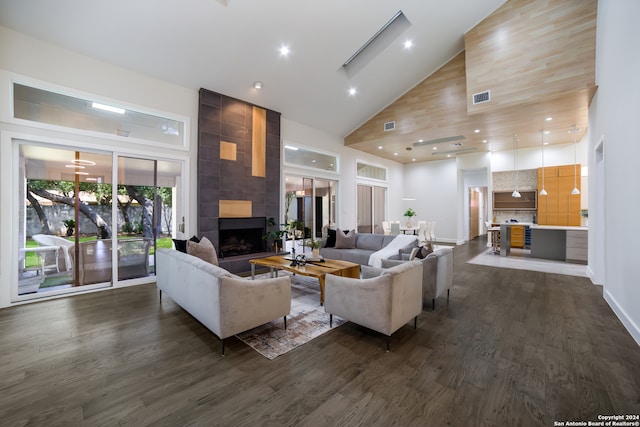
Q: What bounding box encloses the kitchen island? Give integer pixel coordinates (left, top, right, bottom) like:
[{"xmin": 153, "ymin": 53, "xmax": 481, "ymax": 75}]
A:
[
  {"xmin": 500, "ymin": 223, "xmax": 588, "ymax": 264},
  {"xmin": 529, "ymin": 225, "xmax": 588, "ymax": 264}
]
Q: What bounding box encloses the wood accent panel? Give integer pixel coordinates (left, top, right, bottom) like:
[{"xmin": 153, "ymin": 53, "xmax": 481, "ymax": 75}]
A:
[
  {"xmin": 220, "ymin": 141, "xmax": 237, "ymax": 161},
  {"xmin": 252, "ymin": 106, "xmax": 266, "ymax": 177},
  {"xmin": 537, "ymin": 164, "xmax": 581, "ymax": 226},
  {"xmin": 344, "ymin": 1, "xmax": 597, "ymax": 164},
  {"xmin": 219, "ymin": 200, "xmax": 252, "ymax": 218},
  {"xmin": 465, "ymin": 0, "xmax": 597, "ymax": 115}
]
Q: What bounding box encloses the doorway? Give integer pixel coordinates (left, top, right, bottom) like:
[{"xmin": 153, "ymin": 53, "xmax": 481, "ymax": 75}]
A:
[{"xmin": 468, "ymin": 186, "xmax": 488, "ymax": 241}]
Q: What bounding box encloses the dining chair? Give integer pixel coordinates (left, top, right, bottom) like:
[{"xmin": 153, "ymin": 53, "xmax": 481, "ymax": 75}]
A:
[{"xmin": 390, "ymin": 222, "xmax": 401, "ymax": 235}]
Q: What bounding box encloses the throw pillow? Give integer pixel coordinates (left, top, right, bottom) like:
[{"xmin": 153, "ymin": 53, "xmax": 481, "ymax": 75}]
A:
[
  {"xmin": 325, "ymin": 229, "xmax": 337, "ymax": 248},
  {"xmin": 173, "ymin": 235, "xmax": 200, "ymax": 253},
  {"xmin": 413, "ymin": 243, "xmax": 434, "ymax": 259},
  {"xmin": 187, "ymin": 236, "xmax": 219, "ymax": 265},
  {"xmin": 326, "ymin": 229, "xmax": 351, "ymax": 248},
  {"xmin": 334, "ymin": 229, "xmax": 356, "ymax": 249}
]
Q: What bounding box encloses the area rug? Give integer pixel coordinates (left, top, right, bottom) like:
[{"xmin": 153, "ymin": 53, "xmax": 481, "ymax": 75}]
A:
[
  {"xmin": 467, "ymin": 247, "xmax": 587, "ymax": 277},
  {"xmin": 235, "ymin": 271, "xmax": 345, "ymax": 359}
]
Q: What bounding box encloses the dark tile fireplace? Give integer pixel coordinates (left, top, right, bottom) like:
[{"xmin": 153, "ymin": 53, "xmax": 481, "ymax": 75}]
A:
[{"xmin": 218, "ymin": 217, "xmax": 266, "ymax": 258}]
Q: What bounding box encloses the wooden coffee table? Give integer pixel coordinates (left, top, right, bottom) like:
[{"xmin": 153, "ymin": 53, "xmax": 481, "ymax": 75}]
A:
[{"xmin": 249, "ymin": 255, "xmax": 360, "ymax": 305}]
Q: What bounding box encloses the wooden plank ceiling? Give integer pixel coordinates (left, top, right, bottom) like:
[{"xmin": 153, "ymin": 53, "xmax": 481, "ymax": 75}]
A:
[{"xmin": 345, "ymin": 0, "xmax": 597, "ymax": 164}]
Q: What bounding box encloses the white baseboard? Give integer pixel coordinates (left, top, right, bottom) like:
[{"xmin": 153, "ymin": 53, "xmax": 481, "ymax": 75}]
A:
[{"xmin": 604, "ymin": 288, "xmax": 640, "ymax": 348}]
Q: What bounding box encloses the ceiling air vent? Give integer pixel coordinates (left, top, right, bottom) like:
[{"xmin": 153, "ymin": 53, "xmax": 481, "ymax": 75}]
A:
[
  {"xmin": 472, "ymin": 90, "xmax": 491, "ymax": 105},
  {"xmin": 384, "ymin": 121, "xmax": 396, "ymax": 131}
]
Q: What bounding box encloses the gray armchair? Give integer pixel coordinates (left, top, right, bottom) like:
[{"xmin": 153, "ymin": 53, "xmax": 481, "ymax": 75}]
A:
[
  {"xmin": 324, "ymin": 260, "xmax": 423, "ymax": 351},
  {"xmin": 382, "ymin": 246, "xmax": 454, "ymax": 310}
]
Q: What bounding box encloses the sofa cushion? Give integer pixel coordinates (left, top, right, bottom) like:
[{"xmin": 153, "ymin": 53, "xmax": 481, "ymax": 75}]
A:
[
  {"xmin": 173, "ymin": 235, "xmax": 200, "ymax": 253},
  {"xmin": 356, "ymin": 233, "xmax": 386, "ymax": 251},
  {"xmin": 187, "ymin": 236, "xmax": 219, "ymax": 266},
  {"xmin": 320, "ymin": 248, "xmax": 374, "ymax": 266},
  {"xmin": 334, "ymin": 229, "xmax": 356, "ymax": 249}
]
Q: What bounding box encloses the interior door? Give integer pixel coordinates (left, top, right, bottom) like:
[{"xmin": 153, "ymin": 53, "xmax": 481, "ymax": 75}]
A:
[{"xmin": 469, "ymin": 187, "xmax": 480, "ymax": 240}]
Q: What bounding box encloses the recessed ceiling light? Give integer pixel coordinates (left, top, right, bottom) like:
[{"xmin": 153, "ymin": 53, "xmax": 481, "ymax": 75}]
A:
[
  {"xmin": 311, "ymin": 159, "xmax": 316, "ymax": 163},
  {"xmin": 418, "ymin": 139, "xmax": 424, "ymax": 143},
  {"xmin": 544, "ymin": 130, "xmax": 550, "ymax": 134},
  {"xmin": 482, "ymin": 139, "xmax": 488, "ymax": 143},
  {"xmin": 432, "ymin": 147, "xmax": 438, "ymax": 150},
  {"xmin": 545, "ymin": 117, "xmax": 553, "ymax": 121},
  {"xmin": 348, "ymin": 87, "xmax": 357, "ymax": 96},
  {"xmin": 474, "ymin": 129, "xmax": 480, "ymax": 133},
  {"xmin": 253, "ymin": 81, "xmax": 263, "ymax": 89},
  {"xmin": 393, "ymin": 152, "xmax": 398, "ymax": 156},
  {"xmin": 378, "ymin": 146, "xmax": 383, "ymax": 150},
  {"xmin": 403, "ymin": 40, "xmax": 413, "ymax": 49},
  {"xmin": 280, "ymin": 45, "xmax": 290, "ymax": 56},
  {"xmin": 412, "ymin": 158, "xmax": 416, "ymax": 162},
  {"xmin": 544, "ymin": 142, "xmax": 549, "ymax": 145},
  {"xmin": 447, "ymin": 154, "xmax": 452, "ymax": 158}
]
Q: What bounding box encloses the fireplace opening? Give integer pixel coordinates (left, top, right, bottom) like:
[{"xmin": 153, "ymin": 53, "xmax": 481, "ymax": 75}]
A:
[{"xmin": 218, "ymin": 217, "xmax": 266, "ymax": 257}]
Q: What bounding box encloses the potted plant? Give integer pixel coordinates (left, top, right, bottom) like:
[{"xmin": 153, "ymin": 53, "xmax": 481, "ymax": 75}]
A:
[
  {"xmin": 403, "ymin": 208, "xmax": 417, "ymax": 227},
  {"xmin": 63, "ymin": 219, "xmax": 75, "ymax": 236},
  {"xmin": 304, "ymin": 236, "xmax": 325, "ymax": 258},
  {"xmin": 263, "ymin": 217, "xmax": 287, "ymax": 252}
]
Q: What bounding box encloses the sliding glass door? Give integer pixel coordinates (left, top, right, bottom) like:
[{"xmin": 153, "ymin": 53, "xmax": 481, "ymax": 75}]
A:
[
  {"xmin": 16, "ymin": 142, "xmax": 183, "ymax": 300},
  {"xmin": 284, "ymin": 175, "xmax": 337, "ymax": 240}
]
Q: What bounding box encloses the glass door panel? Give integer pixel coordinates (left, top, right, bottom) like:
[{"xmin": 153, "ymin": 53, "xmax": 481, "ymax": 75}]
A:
[
  {"xmin": 19, "ymin": 144, "xmax": 113, "ymax": 297},
  {"xmin": 313, "ymin": 179, "xmax": 336, "ymax": 237},
  {"xmin": 117, "ymin": 156, "xmax": 181, "ymax": 279},
  {"xmin": 357, "ymin": 184, "xmax": 386, "ymax": 234},
  {"xmin": 357, "ymin": 185, "xmax": 373, "ymax": 233}
]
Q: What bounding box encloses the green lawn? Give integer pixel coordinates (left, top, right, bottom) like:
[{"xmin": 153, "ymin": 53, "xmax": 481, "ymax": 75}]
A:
[{"xmin": 23, "ymin": 236, "xmax": 172, "ymax": 269}]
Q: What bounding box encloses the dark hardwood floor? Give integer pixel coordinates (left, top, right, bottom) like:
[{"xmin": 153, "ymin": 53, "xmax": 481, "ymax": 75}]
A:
[{"xmin": 1, "ymin": 238, "xmax": 639, "ymax": 426}]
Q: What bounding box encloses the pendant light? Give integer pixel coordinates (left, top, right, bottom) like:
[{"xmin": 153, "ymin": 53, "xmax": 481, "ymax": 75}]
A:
[
  {"xmin": 570, "ymin": 125, "xmax": 581, "ymax": 195},
  {"xmin": 540, "ymin": 129, "xmax": 547, "ymax": 196},
  {"xmin": 512, "ymin": 134, "xmax": 521, "ymax": 198}
]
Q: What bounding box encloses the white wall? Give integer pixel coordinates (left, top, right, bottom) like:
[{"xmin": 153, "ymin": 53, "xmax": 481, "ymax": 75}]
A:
[
  {"xmin": 403, "ymin": 159, "xmax": 458, "ymax": 244},
  {"xmin": 588, "ymin": 0, "xmax": 640, "ymax": 345}
]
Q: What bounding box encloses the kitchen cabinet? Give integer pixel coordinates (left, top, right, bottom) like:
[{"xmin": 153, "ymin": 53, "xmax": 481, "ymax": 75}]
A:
[
  {"xmin": 537, "ymin": 164, "xmax": 581, "ymax": 226},
  {"xmin": 510, "ymin": 225, "xmax": 525, "ymax": 248},
  {"xmin": 493, "ymin": 190, "xmax": 537, "ymax": 210},
  {"xmin": 566, "ymin": 230, "xmax": 588, "ymax": 264}
]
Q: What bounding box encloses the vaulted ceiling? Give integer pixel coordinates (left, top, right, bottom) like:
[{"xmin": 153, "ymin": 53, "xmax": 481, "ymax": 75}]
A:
[{"xmin": 0, "ymin": 0, "xmax": 596, "ymax": 163}]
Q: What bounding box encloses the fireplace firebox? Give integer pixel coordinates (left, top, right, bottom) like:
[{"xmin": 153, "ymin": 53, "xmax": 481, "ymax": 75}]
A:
[{"xmin": 218, "ymin": 217, "xmax": 266, "ymax": 258}]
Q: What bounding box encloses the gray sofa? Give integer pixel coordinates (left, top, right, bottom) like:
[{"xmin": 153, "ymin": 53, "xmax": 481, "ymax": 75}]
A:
[
  {"xmin": 381, "ymin": 246, "xmax": 454, "ymax": 310},
  {"xmin": 156, "ymin": 248, "xmax": 291, "ymax": 355},
  {"xmin": 320, "ymin": 232, "xmax": 419, "ymax": 266}
]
